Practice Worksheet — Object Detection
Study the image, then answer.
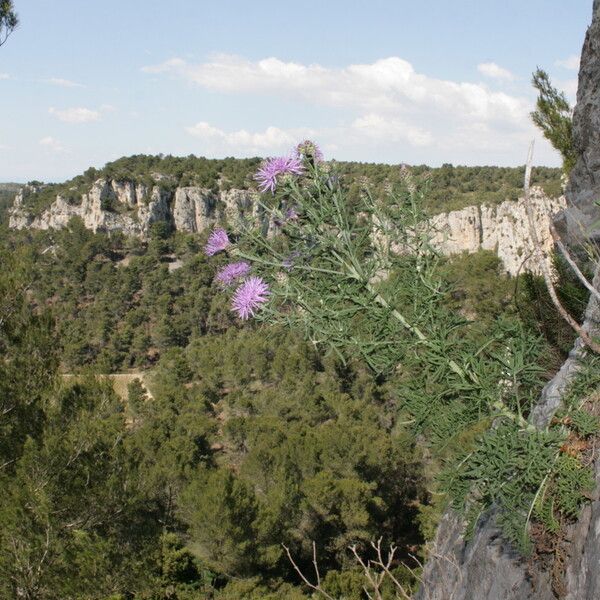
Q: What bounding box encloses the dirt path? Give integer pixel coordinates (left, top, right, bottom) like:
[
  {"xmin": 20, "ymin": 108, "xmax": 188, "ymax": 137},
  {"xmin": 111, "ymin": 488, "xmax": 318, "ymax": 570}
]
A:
[{"xmin": 62, "ymin": 372, "xmax": 154, "ymax": 401}]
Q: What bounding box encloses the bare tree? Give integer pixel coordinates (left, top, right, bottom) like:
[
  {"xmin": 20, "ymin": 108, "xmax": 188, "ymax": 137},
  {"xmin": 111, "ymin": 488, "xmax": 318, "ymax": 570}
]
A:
[{"xmin": 283, "ymin": 539, "xmax": 416, "ymax": 600}]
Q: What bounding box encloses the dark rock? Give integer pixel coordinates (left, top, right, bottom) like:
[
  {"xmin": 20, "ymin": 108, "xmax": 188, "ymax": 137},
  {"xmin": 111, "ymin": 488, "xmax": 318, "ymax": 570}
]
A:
[{"xmin": 557, "ymin": 1, "xmax": 600, "ymax": 245}]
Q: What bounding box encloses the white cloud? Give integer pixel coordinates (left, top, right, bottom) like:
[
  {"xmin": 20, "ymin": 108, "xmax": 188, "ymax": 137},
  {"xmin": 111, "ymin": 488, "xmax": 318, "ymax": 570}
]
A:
[
  {"xmin": 352, "ymin": 114, "xmax": 432, "ymax": 147},
  {"xmin": 45, "ymin": 77, "xmax": 84, "ymax": 88},
  {"xmin": 144, "ymin": 54, "xmax": 558, "ymax": 165},
  {"xmin": 39, "ymin": 136, "xmax": 66, "ymax": 152},
  {"xmin": 186, "ymin": 122, "xmax": 314, "ymax": 153},
  {"xmin": 555, "ymin": 54, "xmax": 580, "ymax": 70},
  {"xmin": 141, "ymin": 58, "xmax": 186, "ymax": 74},
  {"xmin": 0, "ymin": 73, "xmax": 9, "ymax": 80},
  {"xmin": 477, "ymin": 62, "xmax": 515, "ymax": 81},
  {"xmin": 145, "ymin": 55, "xmax": 528, "ymax": 125},
  {"xmin": 48, "ymin": 106, "xmax": 101, "ymax": 123}
]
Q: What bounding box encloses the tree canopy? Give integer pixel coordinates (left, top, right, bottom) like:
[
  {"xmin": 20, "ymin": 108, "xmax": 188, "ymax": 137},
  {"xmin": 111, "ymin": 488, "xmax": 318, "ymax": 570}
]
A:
[{"xmin": 531, "ymin": 67, "xmax": 577, "ymax": 174}]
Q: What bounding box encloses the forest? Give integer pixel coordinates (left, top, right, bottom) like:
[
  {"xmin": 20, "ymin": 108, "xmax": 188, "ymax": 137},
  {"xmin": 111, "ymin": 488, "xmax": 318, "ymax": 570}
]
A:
[
  {"xmin": 0, "ymin": 155, "xmax": 592, "ymax": 598},
  {"xmin": 15, "ymin": 155, "xmax": 563, "ymax": 220}
]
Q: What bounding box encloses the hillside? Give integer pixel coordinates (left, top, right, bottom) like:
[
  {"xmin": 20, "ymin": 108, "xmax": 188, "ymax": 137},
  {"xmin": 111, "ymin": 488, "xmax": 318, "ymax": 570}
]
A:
[
  {"xmin": 7, "ymin": 157, "xmax": 564, "ymax": 277},
  {"xmin": 0, "ymin": 182, "xmax": 21, "ymax": 225},
  {"xmin": 10, "ymin": 155, "xmax": 562, "ymax": 219},
  {"xmin": 0, "ymin": 144, "xmax": 590, "ymax": 598}
]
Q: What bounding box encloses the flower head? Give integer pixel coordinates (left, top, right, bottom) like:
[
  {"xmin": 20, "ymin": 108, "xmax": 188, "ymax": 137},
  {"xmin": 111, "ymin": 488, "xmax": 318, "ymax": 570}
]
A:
[
  {"xmin": 215, "ymin": 261, "xmax": 251, "ymax": 286},
  {"xmin": 282, "ymin": 250, "xmax": 302, "ymax": 270},
  {"xmin": 231, "ymin": 276, "xmax": 270, "ymax": 320},
  {"xmin": 285, "ymin": 207, "xmax": 299, "ymax": 221},
  {"xmin": 254, "ymin": 156, "xmax": 304, "ymax": 194},
  {"xmin": 204, "ymin": 228, "xmax": 230, "ymax": 256},
  {"xmin": 295, "ymin": 140, "xmax": 324, "ymax": 163}
]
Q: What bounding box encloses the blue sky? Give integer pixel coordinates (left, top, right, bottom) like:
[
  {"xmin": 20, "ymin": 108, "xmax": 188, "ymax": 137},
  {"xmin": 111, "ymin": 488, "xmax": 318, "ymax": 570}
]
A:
[{"xmin": 0, "ymin": 0, "xmax": 593, "ymax": 181}]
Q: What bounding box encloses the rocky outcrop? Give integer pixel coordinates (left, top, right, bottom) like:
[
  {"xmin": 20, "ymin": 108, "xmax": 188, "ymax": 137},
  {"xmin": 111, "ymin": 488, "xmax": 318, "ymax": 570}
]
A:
[
  {"xmin": 9, "ymin": 179, "xmax": 562, "ymax": 275},
  {"xmin": 9, "ymin": 178, "xmax": 259, "ymax": 237},
  {"xmin": 417, "ymin": 3, "xmax": 600, "ymax": 599},
  {"xmin": 430, "ymin": 189, "xmax": 564, "ymax": 275},
  {"xmin": 172, "ymin": 187, "xmax": 214, "ymax": 233},
  {"xmin": 558, "ymin": 0, "xmax": 600, "ymax": 245}
]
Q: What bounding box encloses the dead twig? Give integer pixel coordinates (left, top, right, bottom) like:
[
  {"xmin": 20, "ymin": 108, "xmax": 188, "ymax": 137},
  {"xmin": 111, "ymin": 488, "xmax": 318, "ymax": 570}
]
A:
[
  {"xmin": 523, "ymin": 140, "xmax": 600, "ymax": 354},
  {"xmin": 549, "ymin": 222, "xmax": 600, "ymax": 303},
  {"xmin": 282, "ymin": 542, "xmax": 336, "ymax": 600}
]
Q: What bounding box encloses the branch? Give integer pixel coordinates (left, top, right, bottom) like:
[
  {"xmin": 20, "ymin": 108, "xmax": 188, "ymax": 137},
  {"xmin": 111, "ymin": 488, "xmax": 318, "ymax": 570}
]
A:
[
  {"xmin": 549, "ymin": 222, "xmax": 600, "ymax": 303},
  {"xmin": 523, "ymin": 140, "xmax": 600, "ymax": 355},
  {"xmin": 369, "ymin": 538, "xmax": 412, "ymax": 600},
  {"xmin": 282, "ymin": 543, "xmax": 336, "ymax": 600},
  {"xmin": 349, "ymin": 544, "xmax": 384, "ymax": 600}
]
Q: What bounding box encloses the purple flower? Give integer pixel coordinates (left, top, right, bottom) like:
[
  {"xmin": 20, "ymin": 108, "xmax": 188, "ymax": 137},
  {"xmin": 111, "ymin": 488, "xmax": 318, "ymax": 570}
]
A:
[
  {"xmin": 204, "ymin": 228, "xmax": 230, "ymax": 256},
  {"xmin": 215, "ymin": 261, "xmax": 251, "ymax": 286},
  {"xmin": 231, "ymin": 276, "xmax": 270, "ymax": 320},
  {"xmin": 273, "ymin": 207, "xmax": 299, "ymax": 227},
  {"xmin": 254, "ymin": 156, "xmax": 304, "ymax": 194},
  {"xmin": 285, "ymin": 207, "xmax": 299, "ymax": 221},
  {"xmin": 282, "ymin": 250, "xmax": 302, "ymax": 270},
  {"xmin": 295, "ymin": 140, "xmax": 324, "ymax": 163}
]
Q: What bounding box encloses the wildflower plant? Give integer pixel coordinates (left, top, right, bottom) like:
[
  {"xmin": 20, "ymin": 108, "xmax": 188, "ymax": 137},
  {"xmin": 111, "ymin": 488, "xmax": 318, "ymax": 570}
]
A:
[
  {"xmin": 203, "ymin": 140, "xmax": 595, "ymax": 552},
  {"xmin": 231, "ymin": 276, "xmax": 270, "ymax": 320},
  {"xmin": 215, "ymin": 261, "xmax": 251, "ymax": 287},
  {"xmin": 204, "ymin": 227, "xmax": 230, "ymax": 256}
]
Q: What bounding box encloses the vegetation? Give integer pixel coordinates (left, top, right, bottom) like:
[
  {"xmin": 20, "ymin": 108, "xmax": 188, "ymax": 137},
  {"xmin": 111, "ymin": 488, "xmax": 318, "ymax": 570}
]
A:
[
  {"xmin": 12, "ymin": 154, "xmax": 563, "ymax": 219},
  {"xmin": 0, "ymin": 152, "xmax": 589, "ymax": 598},
  {"xmin": 0, "ymin": 182, "xmax": 21, "ymax": 224},
  {"xmin": 531, "ymin": 68, "xmax": 577, "ymax": 175},
  {"xmin": 0, "ymin": 0, "xmax": 18, "ymax": 47},
  {"xmin": 0, "ymin": 227, "xmax": 431, "ymax": 598}
]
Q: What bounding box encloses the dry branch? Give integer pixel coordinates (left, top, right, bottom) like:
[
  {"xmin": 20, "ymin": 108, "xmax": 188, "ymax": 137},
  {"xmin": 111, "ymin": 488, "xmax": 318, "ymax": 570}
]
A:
[{"xmin": 523, "ymin": 140, "xmax": 600, "ymax": 354}]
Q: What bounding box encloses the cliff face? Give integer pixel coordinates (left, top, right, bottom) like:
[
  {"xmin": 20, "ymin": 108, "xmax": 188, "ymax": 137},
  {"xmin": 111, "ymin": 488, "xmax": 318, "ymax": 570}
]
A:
[
  {"xmin": 417, "ymin": 3, "xmax": 600, "ymax": 599},
  {"xmin": 9, "ymin": 179, "xmax": 259, "ymax": 237},
  {"xmin": 9, "ymin": 179, "xmax": 564, "ymax": 276},
  {"xmin": 430, "ymin": 188, "xmax": 564, "ymax": 275},
  {"xmin": 559, "ymin": 0, "xmax": 600, "ymax": 244}
]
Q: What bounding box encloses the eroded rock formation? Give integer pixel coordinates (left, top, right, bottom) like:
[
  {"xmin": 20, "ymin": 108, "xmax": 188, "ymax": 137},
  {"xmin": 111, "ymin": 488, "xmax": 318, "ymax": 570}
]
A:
[
  {"xmin": 9, "ymin": 179, "xmax": 563, "ymax": 276},
  {"xmin": 430, "ymin": 188, "xmax": 564, "ymax": 276}
]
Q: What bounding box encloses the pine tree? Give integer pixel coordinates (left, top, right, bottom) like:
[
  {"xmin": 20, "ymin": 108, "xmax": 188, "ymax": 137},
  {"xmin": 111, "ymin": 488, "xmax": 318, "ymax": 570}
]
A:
[{"xmin": 531, "ymin": 68, "xmax": 577, "ymax": 175}]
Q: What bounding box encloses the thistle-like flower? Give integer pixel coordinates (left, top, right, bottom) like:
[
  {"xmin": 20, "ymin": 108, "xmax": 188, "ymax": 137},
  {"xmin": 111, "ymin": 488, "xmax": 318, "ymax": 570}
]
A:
[
  {"xmin": 254, "ymin": 156, "xmax": 304, "ymax": 194},
  {"xmin": 231, "ymin": 276, "xmax": 270, "ymax": 320},
  {"xmin": 285, "ymin": 207, "xmax": 299, "ymax": 221},
  {"xmin": 204, "ymin": 228, "xmax": 230, "ymax": 256},
  {"xmin": 295, "ymin": 140, "xmax": 324, "ymax": 163},
  {"xmin": 215, "ymin": 261, "xmax": 251, "ymax": 286},
  {"xmin": 282, "ymin": 250, "xmax": 302, "ymax": 270}
]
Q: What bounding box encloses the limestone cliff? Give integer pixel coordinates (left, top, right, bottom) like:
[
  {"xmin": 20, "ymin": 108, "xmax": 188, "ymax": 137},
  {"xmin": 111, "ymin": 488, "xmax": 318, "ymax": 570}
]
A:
[
  {"xmin": 558, "ymin": 0, "xmax": 600, "ymax": 245},
  {"xmin": 9, "ymin": 179, "xmax": 563, "ymax": 276},
  {"xmin": 430, "ymin": 188, "xmax": 564, "ymax": 275},
  {"xmin": 9, "ymin": 179, "xmax": 259, "ymax": 237}
]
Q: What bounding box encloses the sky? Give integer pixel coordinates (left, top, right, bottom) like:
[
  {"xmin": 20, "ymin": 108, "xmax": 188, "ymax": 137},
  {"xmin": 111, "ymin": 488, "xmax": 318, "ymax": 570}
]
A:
[{"xmin": 0, "ymin": 0, "xmax": 594, "ymax": 182}]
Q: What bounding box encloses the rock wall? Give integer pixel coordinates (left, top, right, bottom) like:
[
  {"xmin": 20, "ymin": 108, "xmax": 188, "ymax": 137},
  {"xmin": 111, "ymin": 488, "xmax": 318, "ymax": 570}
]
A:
[
  {"xmin": 9, "ymin": 179, "xmax": 563, "ymax": 276},
  {"xmin": 558, "ymin": 0, "xmax": 600, "ymax": 245},
  {"xmin": 9, "ymin": 179, "xmax": 260, "ymax": 237},
  {"xmin": 430, "ymin": 188, "xmax": 564, "ymax": 275},
  {"xmin": 417, "ymin": 3, "xmax": 600, "ymax": 599}
]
